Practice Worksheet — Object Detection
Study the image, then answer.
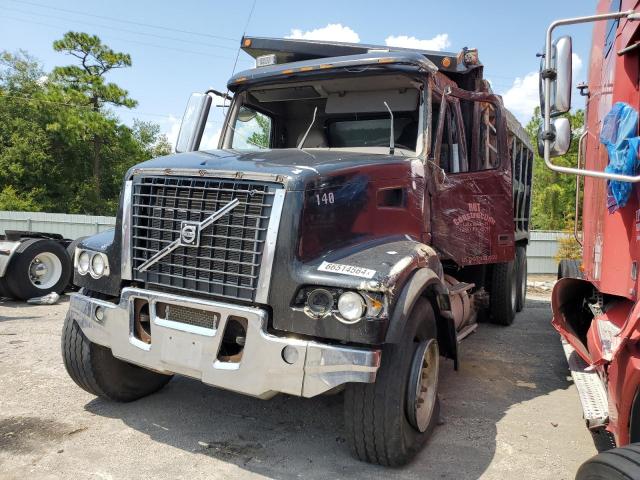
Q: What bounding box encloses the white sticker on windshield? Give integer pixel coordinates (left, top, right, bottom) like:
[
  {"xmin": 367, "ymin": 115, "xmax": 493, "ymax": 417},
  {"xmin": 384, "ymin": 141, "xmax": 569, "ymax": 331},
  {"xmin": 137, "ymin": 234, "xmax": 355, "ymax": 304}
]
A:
[{"xmin": 318, "ymin": 261, "xmax": 376, "ymax": 279}]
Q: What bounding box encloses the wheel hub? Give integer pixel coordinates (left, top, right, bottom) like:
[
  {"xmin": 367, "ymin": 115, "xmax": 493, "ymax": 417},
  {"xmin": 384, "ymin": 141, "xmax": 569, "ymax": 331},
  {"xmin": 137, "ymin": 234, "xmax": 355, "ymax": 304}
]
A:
[
  {"xmin": 406, "ymin": 339, "xmax": 439, "ymax": 432},
  {"xmin": 28, "ymin": 252, "xmax": 62, "ymax": 290}
]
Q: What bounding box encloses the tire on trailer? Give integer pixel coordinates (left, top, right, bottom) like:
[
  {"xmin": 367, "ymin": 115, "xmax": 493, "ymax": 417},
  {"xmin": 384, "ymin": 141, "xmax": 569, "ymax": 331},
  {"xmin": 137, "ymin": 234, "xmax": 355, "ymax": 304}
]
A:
[
  {"xmin": 489, "ymin": 260, "xmax": 517, "ymax": 326},
  {"xmin": 515, "ymin": 245, "xmax": 527, "ymax": 313},
  {"xmin": 6, "ymin": 239, "xmax": 71, "ymax": 301},
  {"xmin": 575, "ymin": 443, "xmax": 640, "ymax": 480},
  {"xmin": 61, "ymin": 312, "xmax": 172, "ymax": 402},
  {"xmin": 344, "ymin": 297, "xmax": 440, "ymax": 466},
  {"xmin": 0, "ymin": 276, "xmax": 11, "ymax": 299},
  {"xmin": 558, "ymin": 258, "xmax": 582, "ymax": 280}
]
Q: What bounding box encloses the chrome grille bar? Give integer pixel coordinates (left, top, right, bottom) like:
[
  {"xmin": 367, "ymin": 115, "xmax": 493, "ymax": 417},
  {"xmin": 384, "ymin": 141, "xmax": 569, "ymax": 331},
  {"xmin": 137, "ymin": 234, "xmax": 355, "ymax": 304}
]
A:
[{"xmin": 131, "ymin": 176, "xmax": 280, "ymax": 302}]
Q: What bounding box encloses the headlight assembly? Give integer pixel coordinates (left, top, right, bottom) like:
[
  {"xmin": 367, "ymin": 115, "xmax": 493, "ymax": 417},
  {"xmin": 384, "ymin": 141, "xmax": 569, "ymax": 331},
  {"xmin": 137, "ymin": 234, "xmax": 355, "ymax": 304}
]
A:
[
  {"xmin": 337, "ymin": 291, "xmax": 366, "ymax": 324},
  {"xmin": 77, "ymin": 251, "xmax": 91, "ymax": 275},
  {"xmin": 76, "ymin": 250, "xmax": 109, "ymax": 278}
]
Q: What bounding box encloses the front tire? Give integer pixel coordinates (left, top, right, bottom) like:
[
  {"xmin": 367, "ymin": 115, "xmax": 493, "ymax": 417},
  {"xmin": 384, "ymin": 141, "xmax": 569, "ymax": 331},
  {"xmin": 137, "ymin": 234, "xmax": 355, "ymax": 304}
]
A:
[
  {"xmin": 61, "ymin": 313, "xmax": 172, "ymax": 402},
  {"xmin": 576, "ymin": 443, "xmax": 640, "ymax": 480},
  {"xmin": 344, "ymin": 298, "xmax": 440, "ymax": 466}
]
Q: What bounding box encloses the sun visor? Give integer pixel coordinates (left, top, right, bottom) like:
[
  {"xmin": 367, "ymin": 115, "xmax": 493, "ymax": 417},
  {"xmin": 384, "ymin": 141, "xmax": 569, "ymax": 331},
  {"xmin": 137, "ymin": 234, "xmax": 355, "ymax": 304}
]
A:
[{"xmin": 325, "ymin": 89, "xmax": 418, "ymax": 114}]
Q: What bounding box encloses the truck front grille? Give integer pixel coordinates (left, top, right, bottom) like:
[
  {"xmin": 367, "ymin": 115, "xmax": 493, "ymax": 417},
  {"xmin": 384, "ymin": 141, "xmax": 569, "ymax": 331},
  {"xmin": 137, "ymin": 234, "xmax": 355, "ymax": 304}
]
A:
[{"xmin": 131, "ymin": 176, "xmax": 278, "ymax": 301}]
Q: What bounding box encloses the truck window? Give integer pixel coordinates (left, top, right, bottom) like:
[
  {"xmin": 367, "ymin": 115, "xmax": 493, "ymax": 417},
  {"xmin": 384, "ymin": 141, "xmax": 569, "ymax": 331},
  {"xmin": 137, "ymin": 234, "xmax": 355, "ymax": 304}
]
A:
[
  {"xmin": 231, "ymin": 106, "xmax": 272, "ymax": 150},
  {"xmin": 478, "ymin": 102, "xmax": 498, "ymax": 170},
  {"xmin": 328, "ymin": 116, "xmax": 416, "ymax": 149},
  {"xmin": 432, "ymin": 98, "xmax": 469, "ymax": 173}
]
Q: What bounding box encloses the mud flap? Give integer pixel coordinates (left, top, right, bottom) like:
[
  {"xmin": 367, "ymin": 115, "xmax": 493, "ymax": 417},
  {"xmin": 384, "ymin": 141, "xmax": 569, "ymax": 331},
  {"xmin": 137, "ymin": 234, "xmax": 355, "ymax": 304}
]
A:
[
  {"xmin": 434, "ymin": 301, "xmax": 458, "ymax": 370},
  {"xmin": 551, "ymin": 277, "xmax": 594, "ymax": 364}
]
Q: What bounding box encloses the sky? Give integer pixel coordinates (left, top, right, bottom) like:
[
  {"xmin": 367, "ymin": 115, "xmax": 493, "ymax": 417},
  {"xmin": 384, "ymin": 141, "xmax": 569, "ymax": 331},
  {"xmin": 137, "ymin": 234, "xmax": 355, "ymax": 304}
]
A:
[{"xmin": 0, "ymin": 0, "xmax": 598, "ymax": 148}]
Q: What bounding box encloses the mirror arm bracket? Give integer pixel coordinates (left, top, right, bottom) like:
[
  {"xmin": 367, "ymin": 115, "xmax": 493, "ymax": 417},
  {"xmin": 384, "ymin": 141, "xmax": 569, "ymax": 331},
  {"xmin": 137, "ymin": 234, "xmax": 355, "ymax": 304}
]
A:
[
  {"xmin": 540, "ymin": 68, "xmax": 557, "ymax": 80},
  {"xmin": 541, "ymin": 130, "xmax": 556, "ymax": 141}
]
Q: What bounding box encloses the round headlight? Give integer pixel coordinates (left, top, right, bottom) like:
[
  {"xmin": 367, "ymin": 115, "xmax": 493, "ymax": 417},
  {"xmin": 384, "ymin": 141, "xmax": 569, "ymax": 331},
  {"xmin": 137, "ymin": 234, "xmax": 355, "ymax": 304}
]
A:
[
  {"xmin": 91, "ymin": 254, "xmax": 105, "ymax": 277},
  {"xmin": 78, "ymin": 251, "xmax": 90, "ymax": 275},
  {"xmin": 337, "ymin": 292, "xmax": 366, "ymax": 323},
  {"xmin": 306, "ymin": 288, "xmax": 334, "ymax": 317}
]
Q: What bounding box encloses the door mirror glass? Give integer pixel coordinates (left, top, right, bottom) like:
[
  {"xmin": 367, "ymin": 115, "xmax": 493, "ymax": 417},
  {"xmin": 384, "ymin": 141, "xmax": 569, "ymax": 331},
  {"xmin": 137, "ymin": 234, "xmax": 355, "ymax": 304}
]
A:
[
  {"xmin": 176, "ymin": 93, "xmax": 212, "ymax": 153},
  {"xmin": 537, "ymin": 117, "xmax": 571, "ymax": 157},
  {"xmin": 237, "ymin": 106, "xmax": 258, "ymax": 122},
  {"xmin": 539, "ymin": 35, "xmax": 573, "ymax": 116}
]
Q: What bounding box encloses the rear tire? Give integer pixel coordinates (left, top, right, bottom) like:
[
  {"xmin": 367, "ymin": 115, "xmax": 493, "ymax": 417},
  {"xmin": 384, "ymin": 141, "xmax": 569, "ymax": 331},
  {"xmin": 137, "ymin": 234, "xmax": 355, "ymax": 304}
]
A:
[
  {"xmin": 558, "ymin": 258, "xmax": 582, "ymax": 280},
  {"xmin": 575, "ymin": 443, "xmax": 640, "ymax": 480},
  {"xmin": 6, "ymin": 239, "xmax": 71, "ymax": 301},
  {"xmin": 515, "ymin": 246, "xmax": 527, "ymax": 313},
  {"xmin": 61, "ymin": 312, "xmax": 172, "ymax": 402},
  {"xmin": 344, "ymin": 298, "xmax": 440, "ymax": 466},
  {"xmin": 489, "ymin": 261, "xmax": 517, "ymax": 326}
]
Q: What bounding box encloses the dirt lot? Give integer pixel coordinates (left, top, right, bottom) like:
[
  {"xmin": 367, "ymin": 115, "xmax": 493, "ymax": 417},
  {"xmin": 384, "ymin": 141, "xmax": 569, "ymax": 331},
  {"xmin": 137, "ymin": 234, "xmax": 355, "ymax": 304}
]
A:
[{"xmin": 0, "ymin": 293, "xmax": 595, "ymax": 480}]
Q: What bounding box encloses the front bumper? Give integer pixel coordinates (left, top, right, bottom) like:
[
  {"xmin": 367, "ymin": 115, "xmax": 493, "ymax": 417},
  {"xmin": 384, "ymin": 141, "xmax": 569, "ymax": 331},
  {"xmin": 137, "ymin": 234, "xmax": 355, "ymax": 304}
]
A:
[{"xmin": 68, "ymin": 288, "xmax": 380, "ymax": 399}]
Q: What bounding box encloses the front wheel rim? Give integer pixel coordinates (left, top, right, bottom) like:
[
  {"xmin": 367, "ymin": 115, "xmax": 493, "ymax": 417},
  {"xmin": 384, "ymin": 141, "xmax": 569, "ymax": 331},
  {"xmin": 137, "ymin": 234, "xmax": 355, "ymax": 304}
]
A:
[
  {"xmin": 407, "ymin": 339, "xmax": 439, "ymax": 432},
  {"xmin": 28, "ymin": 252, "xmax": 63, "ymax": 290}
]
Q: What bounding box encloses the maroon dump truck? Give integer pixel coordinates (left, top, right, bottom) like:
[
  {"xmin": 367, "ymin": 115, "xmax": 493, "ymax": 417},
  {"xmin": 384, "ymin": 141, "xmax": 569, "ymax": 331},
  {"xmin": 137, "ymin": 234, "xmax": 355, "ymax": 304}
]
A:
[{"xmin": 61, "ymin": 36, "xmax": 533, "ymax": 465}]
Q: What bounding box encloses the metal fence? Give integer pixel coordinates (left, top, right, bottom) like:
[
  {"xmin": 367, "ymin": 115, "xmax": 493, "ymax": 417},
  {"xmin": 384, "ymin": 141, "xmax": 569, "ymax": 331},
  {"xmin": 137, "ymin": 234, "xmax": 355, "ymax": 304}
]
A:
[
  {"xmin": 0, "ymin": 210, "xmax": 115, "ymax": 239},
  {"xmin": 0, "ymin": 210, "xmax": 566, "ymax": 274},
  {"xmin": 527, "ymin": 230, "xmax": 568, "ymax": 275}
]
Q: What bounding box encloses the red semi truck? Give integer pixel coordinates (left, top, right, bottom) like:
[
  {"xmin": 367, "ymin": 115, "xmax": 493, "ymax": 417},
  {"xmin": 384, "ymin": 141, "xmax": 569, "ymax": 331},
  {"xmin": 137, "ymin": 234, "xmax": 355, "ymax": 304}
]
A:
[{"xmin": 540, "ymin": 1, "xmax": 640, "ymax": 478}]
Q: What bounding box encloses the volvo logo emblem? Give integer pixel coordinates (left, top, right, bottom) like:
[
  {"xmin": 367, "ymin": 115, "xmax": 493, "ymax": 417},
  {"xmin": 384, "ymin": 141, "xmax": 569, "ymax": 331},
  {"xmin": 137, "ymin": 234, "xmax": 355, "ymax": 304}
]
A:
[
  {"xmin": 137, "ymin": 198, "xmax": 240, "ymax": 273},
  {"xmin": 180, "ymin": 223, "xmax": 199, "ymax": 246}
]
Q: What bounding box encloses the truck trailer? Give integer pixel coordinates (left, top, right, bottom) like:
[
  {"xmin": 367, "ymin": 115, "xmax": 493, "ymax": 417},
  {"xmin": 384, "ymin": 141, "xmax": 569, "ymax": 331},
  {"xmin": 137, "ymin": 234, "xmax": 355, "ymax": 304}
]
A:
[{"xmin": 61, "ymin": 36, "xmax": 532, "ymax": 465}]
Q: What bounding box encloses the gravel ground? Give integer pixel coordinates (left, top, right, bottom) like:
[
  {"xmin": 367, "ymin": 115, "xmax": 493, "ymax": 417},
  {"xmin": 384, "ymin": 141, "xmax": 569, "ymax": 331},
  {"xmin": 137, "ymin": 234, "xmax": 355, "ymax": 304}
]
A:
[{"xmin": 0, "ymin": 293, "xmax": 595, "ymax": 480}]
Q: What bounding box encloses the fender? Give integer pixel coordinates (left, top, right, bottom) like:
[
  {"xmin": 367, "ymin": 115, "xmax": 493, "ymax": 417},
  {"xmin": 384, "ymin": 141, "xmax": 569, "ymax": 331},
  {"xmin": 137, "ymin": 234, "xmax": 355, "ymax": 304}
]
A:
[
  {"xmin": 385, "ymin": 267, "xmax": 457, "ymax": 368},
  {"xmin": 277, "ymin": 237, "xmax": 450, "ymax": 345}
]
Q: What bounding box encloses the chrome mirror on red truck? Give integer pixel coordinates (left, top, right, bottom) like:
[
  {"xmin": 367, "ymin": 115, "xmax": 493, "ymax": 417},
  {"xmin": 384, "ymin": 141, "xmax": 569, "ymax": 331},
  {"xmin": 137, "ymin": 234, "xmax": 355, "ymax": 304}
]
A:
[
  {"xmin": 539, "ymin": 35, "xmax": 573, "ymax": 117},
  {"xmin": 540, "ymin": 9, "xmax": 640, "ymax": 180},
  {"xmin": 537, "ymin": 117, "xmax": 571, "ymax": 157}
]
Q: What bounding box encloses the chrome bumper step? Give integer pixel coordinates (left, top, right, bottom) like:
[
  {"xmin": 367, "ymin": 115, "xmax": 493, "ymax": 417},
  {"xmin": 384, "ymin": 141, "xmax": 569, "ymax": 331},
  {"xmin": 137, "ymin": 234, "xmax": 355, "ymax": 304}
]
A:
[{"xmin": 561, "ymin": 339, "xmax": 609, "ymax": 428}]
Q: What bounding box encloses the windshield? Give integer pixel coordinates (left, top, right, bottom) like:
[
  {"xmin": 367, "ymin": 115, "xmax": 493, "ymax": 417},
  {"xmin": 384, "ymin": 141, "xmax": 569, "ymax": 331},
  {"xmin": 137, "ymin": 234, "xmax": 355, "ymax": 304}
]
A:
[{"xmin": 220, "ymin": 73, "xmax": 426, "ymax": 156}]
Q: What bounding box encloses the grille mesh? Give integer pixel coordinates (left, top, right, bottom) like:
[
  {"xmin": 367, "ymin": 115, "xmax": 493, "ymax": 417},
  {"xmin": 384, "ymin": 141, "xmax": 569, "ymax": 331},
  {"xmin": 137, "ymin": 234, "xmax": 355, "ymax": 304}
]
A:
[
  {"xmin": 131, "ymin": 176, "xmax": 277, "ymax": 301},
  {"xmin": 159, "ymin": 303, "xmax": 220, "ymax": 330}
]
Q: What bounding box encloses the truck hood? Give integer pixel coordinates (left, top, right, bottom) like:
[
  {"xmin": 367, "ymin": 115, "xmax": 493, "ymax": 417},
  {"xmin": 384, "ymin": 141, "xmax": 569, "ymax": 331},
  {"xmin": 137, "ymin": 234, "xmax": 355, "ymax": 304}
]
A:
[{"xmin": 130, "ymin": 148, "xmax": 418, "ymax": 190}]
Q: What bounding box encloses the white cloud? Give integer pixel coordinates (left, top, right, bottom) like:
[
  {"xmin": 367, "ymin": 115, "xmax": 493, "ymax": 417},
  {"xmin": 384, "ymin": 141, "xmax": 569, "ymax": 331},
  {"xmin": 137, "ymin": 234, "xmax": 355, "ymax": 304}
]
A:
[
  {"xmin": 500, "ymin": 72, "xmax": 539, "ymax": 124},
  {"xmin": 286, "ymin": 23, "xmax": 360, "ymax": 43},
  {"xmin": 164, "ymin": 115, "xmax": 181, "ymax": 151},
  {"xmin": 572, "ymin": 53, "xmax": 583, "ymax": 78},
  {"xmin": 384, "ymin": 34, "xmax": 450, "ymax": 52},
  {"xmin": 500, "ymin": 52, "xmax": 584, "ymax": 125}
]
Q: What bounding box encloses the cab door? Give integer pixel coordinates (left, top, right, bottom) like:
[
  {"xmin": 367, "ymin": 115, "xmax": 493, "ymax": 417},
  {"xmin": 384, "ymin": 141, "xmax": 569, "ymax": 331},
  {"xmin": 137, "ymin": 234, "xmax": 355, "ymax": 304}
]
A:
[{"xmin": 428, "ymin": 86, "xmax": 515, "ymax": 266}]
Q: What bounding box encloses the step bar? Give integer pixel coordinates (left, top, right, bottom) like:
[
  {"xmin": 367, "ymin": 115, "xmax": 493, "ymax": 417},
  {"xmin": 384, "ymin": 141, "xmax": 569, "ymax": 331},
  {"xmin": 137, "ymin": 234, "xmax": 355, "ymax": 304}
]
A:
[{"xmin": 561, "ymin": 339, "xmax": 609, "ymax": 428}]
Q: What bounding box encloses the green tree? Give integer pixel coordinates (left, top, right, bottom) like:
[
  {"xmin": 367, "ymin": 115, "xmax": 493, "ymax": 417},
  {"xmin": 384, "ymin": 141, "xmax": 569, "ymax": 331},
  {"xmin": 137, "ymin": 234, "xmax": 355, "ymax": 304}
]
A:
[
  {"xmin": 526, "ymin": 107, "xmax": 585, "ymax": 230},
  {"xmin": 248, "ymin": 113, "xmax": 270, "ymax": 148},
  {"xmin": 0, "ymin": 34, "xmax": 170, "ymax": 215},
  {"xmin": 52, "ymin": 32, "xmax": 137, "ymax": 196}
]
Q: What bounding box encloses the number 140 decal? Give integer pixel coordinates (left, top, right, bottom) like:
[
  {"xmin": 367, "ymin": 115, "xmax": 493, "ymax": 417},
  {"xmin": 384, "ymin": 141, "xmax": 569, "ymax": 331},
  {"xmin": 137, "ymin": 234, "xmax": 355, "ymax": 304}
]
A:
[{"xmin": 315, "ymin": 192, "xmax": 335, "ymax": 206}]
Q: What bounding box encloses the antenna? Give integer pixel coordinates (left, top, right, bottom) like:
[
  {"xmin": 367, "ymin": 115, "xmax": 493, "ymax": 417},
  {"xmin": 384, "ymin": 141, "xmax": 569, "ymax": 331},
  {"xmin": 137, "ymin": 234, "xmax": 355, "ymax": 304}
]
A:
[
  {"xmin": 297, "ymin": 106, "xmax": 318, "ymax": 149},
  {"xmin": 383, "ymin": 101, "xmax": 395, "ymax": 155}
]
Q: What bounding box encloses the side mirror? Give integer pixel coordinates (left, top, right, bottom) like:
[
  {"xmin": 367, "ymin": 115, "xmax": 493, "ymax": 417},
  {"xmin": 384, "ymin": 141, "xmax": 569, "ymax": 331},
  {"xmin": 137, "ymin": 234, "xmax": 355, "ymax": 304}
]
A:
[
  {"xmin": 537, "ymin": 117, "xmax": 572, "ymax": 157},
  {"xmin": 175, "ymin": 93, "xmax": 212, "ymax": 153},
  {"xmin": 237, "ymin": 106, "xmax": 257, "ymax": 123},
  {"xmin": 539, "ymin": 35, "xmax": 573, "ymax": 116}
]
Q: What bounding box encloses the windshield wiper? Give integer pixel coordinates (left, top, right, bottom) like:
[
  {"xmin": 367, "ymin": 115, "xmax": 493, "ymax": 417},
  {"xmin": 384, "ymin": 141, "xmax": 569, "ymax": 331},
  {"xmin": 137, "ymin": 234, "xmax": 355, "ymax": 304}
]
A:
[
  {"xmin": 297, "ymin": 106, "xmax": 318, "ymax": 150},
  {"xmin": 383, "ymin": 101, "xmax": 395, "ymax": 155}
]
